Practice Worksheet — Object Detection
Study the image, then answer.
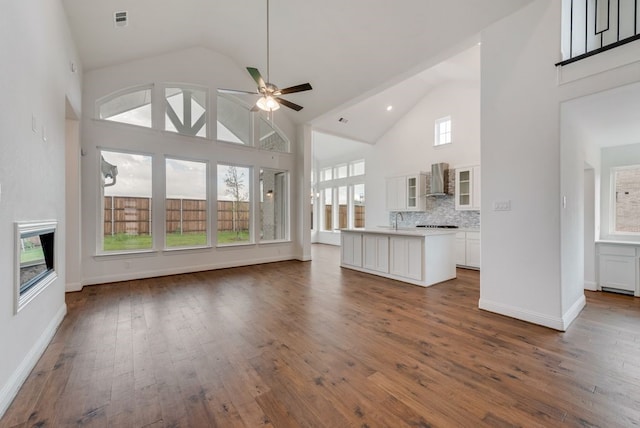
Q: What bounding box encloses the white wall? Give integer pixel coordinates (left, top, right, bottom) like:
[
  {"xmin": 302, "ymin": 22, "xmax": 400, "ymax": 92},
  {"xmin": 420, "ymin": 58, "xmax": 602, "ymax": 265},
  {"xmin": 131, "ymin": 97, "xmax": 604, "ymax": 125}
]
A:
[
  {"xmin": 366, "ymin": 80, "xmax": 481, "ymax": 227},
  {"xmin": 480, "ymin": 0, "xmax": 566, "ymax": 329},
  {"xmin": 0, "ymin": 0, "xmax": 82, "ymax": 416},
  {"xmin": 80, "ymin": 47, "xmax": 302, "ymax": 286},
  {"xmin": 600, "ymin": 143, "xmax": 640, "ymax": 241},
  {"xmin": 481, "ymin": 0, "xmax": 640, "ymax": 330}
]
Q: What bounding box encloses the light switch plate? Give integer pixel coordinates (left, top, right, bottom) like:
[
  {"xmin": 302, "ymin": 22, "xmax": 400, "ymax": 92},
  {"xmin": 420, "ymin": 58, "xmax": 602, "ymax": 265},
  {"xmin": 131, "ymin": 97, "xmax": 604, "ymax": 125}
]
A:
[{"xmin": 493, "ymin": 200, "xmax": 511, "ymax": 211}]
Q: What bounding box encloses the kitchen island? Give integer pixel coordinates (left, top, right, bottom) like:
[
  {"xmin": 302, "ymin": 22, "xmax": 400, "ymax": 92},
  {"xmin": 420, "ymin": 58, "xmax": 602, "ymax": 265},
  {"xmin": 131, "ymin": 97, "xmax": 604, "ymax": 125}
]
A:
[{"xmin": 340, "ymin": 227, "xmax": 456, "ymax": 287}]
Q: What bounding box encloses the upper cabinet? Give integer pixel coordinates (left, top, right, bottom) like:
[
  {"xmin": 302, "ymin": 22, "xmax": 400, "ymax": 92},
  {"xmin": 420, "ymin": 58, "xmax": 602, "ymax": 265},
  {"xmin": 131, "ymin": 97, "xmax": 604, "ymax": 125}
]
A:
[
  {"xmin": 386, "ymin": 173, "xmax": 427, "ymax": 211},
  {"xmin": 455, "ymin": 166, "xmax": 481, "ymax": 211}
]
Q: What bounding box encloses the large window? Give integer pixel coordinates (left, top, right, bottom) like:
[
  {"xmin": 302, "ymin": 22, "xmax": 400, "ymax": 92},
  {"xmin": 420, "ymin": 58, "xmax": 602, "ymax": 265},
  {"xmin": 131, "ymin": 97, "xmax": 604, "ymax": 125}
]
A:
[
  {"xmin": 322, "ymin": 188, "xmax": 333, "ymax": 231},
  {"xmin": 259, "ymin": 117, "xmax": 290, "ymax": 152},
  {"xmin": 98, "ymin": 86, "xmax": 152, "ymax": 128},
  {"xmin": 166, "ymin": 158, "xmax": 208, "ymax": 248},
  {"xmin": 101, "ymin": 150, "xmax": 153, "ymax": 252},
  {"xmin": 613, "ymin": 165, "xmax": 640, "ymax": 234},
  {"xmin": 217, "ymin": 164, "xmax": 252, "ymax": 245},
  {"xmin": 353, "ymin": 184, "xmax": 365, "ymax": 228},
  {"xmin": 316, "ymin": 160, "xmax": 366, "ymax": 231},
  {"xmin": 338, "ymin": 186, "xmax": 348, "ymax": 229},
  {"xmin": 260, "ymin": 168, "xmax": 289, "ymax": 241},
  {"xmin": 165, "ymin": 87, "xmax": 207, "ymax": 137}
]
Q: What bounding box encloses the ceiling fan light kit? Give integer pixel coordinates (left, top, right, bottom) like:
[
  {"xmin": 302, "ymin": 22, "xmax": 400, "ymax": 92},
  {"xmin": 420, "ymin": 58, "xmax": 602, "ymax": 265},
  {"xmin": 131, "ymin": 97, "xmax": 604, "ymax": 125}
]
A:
[
  {"xmin": 220, "ymin": 0, "xmax": 312, "ymax": 114},
  {"xmin": 256, "ymin": 95, "xmax": 280, "ymax": 111}
]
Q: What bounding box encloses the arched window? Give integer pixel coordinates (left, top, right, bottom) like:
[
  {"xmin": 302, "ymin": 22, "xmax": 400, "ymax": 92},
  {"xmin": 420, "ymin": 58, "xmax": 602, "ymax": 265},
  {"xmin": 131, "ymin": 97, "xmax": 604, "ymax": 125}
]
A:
[
  {"xmin": 165, "ymin": 86, "xmax": 207, "ymax": 137},
  {"xmin": 97, "ymin": 85, "xmax": 153, "ymax": 128}
]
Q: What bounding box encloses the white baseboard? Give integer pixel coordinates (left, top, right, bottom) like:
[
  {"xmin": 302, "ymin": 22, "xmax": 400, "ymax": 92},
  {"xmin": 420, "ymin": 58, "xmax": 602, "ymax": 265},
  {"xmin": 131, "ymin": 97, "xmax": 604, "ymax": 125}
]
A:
[
  {"xmin": 82, "ymin": 255, "xmax": 297, "ymax": 286},
  {"xmin": 479, "ymin": 298, "xmax": 566, "ymax": 331},
  {"xmin": 561, "ymin": 294, "xmax": 586, "ymax": 330},
  {"xmin": 0, "ymin": 303, "xmax": 67, "ymax": 418},
  {"xmin": 65, "ymin": 281, "xmax": 82, "ymax": 292},
  {"xmin": 584, "ymin": 280, "xmax": 598, "ymax": 291},
  {"xmin": 479, "ymin": 295, "xmax": 586, "ymax": 331}
]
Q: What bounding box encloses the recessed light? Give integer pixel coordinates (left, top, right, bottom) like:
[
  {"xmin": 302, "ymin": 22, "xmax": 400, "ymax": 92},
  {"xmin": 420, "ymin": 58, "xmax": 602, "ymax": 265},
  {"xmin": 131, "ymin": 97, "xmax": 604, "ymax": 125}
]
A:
[{"xmin": 386, "ymin": 105, "xmax": 393, "ymax": 111}]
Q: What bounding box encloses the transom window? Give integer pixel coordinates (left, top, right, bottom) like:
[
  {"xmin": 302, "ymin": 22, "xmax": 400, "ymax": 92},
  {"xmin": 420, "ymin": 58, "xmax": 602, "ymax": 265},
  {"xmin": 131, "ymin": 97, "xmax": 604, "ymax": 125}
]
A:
[
  {"xmin": 165, "ymin": 87, "xmax": 207, "ymax": 137},
  {"xmin": 435, "ymin": 116, "xmax": 452, "ymax": 146},
  {"xmin": 98, "ymin": 86, "xmax": 152, "ymax": 128}
]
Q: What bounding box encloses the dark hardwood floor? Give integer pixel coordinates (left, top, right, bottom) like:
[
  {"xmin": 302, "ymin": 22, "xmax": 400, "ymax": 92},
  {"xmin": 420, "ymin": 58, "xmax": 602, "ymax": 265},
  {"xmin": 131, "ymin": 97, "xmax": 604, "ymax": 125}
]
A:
[{"xmin": 3, "ymin": 244, "xmax": 640, "ymax": 427}]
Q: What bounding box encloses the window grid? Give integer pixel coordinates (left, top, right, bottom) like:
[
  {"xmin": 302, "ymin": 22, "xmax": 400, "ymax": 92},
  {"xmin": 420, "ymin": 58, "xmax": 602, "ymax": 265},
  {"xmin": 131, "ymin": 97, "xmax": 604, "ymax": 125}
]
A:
[{"xmin": 435, "ymin": 116, "xmax": 452, "ymax": 146}]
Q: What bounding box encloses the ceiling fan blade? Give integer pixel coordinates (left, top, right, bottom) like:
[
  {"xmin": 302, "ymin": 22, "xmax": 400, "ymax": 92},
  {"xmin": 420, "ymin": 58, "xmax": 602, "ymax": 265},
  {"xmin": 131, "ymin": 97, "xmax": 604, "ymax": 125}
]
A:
[
  {"xmin": 275, "ymin": 97, "xmax": 303, "ymax": 111},
  {"xmin": 279, "ymin": 83, "xmax": 313, "ymax": 95},
  {"xmin": 218, "ymin": 88, "xmax": 259, "ymax": 95},
  {"xmin": 247, "ymin": 67, "xmax": 266, "ymax": 89}
]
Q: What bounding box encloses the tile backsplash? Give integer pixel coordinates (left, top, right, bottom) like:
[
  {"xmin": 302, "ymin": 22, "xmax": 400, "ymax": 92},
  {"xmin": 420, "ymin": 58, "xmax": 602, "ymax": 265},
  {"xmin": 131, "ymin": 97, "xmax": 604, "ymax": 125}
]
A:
[
  {"xmin": 387, "ymin": 168, "xmax": 480, "ymax": 229},
  {"xmin": 388, "ymin": 196, "xmax": 480, "ymax": 228}
]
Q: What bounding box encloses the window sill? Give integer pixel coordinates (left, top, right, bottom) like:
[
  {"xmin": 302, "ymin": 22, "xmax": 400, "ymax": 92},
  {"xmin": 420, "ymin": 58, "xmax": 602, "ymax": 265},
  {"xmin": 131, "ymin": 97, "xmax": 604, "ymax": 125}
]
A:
[
  {"xmin": 94, "ymin": 249, "xmax": 157, "ymax": 259},
  {"xmin": 163, "ymin": 245, "xmax": 212, "ymax": 254},
  {"xmin": 216, "ymin": 242, "xmax": 256, "ymax": 249},
  {"xmin": 258, "ymin": 239, "xmax": 291, "ymax": 245}
]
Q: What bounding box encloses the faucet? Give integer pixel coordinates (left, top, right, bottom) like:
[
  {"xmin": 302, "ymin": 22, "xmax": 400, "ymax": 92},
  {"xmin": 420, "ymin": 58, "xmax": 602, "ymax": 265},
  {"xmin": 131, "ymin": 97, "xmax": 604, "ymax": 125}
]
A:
[{"xmin": 394, "ymin": 212, "xmax": 404, "ymax": 230}]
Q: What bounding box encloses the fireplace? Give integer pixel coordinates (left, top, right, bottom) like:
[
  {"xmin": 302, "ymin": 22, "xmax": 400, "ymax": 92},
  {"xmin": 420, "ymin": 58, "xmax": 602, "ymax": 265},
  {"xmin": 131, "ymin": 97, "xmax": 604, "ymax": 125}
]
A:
[{"xmin": 15, "ymin": 221, "xmax": 57, "ymax": 313}]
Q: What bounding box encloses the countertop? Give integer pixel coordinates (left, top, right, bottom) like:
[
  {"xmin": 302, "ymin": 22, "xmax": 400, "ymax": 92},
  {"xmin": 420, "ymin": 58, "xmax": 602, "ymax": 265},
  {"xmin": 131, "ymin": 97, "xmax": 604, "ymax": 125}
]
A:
[{"xmin": 340, "ymin": 227, "xmax": 457, "ymax": 237}]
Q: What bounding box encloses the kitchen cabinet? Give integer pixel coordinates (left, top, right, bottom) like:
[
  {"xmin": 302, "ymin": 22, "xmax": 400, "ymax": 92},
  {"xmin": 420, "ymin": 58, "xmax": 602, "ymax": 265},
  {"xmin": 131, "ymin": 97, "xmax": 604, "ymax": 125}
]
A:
[
  {"xmin": 340, "ymin": 228, "xmax": 456, "ymax": 287},
  {"xmin": 598, "ymin": 244, "xmax": 638, "ymax": 295},
  {"xmin": 363, "ymin": 235, "xmax": 389, "ymax": 273},
  {"xmin": 455, "ymin": 230, "xmax": 481, "ymax": 269},
  {"xmin": 390, "ymin": 236, "xmax": 423, "ymax": 281},
  {"xmin": 340, "ymin": 232, "xmax": 362, "ymax": 267},
  {"xmin": 455, "ymin": 166, "xmax": 481, "ymax": 211},
  {"xmin": 385, "ymin": 173, "xmax": 427, "ymax": 211}
]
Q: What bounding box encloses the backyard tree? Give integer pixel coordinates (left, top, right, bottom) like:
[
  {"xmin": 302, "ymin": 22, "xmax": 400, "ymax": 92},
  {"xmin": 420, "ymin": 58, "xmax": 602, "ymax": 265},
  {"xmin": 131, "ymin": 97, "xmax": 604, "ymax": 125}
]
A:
[{"xmin": 224, "ymin": 166, "xmax": 247, "ymax": 239}]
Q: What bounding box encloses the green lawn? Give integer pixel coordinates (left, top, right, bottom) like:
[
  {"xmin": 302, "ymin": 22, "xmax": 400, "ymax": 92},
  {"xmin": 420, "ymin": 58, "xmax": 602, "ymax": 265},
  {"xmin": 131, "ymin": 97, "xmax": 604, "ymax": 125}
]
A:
[
  {"xmin": 103, "ymin": 230, "xmax": 250, "ymax": 251},
  {"xmin": 20, "ymin": 247, "xmax": 45, "ymax": 264}
]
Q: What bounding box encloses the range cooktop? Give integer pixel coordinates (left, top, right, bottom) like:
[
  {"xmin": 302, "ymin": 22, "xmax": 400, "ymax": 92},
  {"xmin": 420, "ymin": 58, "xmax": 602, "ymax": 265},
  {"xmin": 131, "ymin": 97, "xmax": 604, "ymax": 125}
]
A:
[{"xmin": 416, "ymin": 225, "xmax": 459, "ymax": 229}]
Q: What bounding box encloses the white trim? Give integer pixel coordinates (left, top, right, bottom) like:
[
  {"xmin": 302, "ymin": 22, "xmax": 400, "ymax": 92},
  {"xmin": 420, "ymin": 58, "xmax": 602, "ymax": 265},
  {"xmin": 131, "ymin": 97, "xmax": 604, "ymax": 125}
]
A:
[
  {"xmin": 479, "ymin": 298, "xmax": 566, "ymax": 331},
  {"xmin": 0, "ymin": 304, "xmax": 66, "ymax": 418},
  {"xmin": 81, "ymin": 254, "xmax": 296, "ymax": 286},
  {"xmin": 584, "ymin": 280, "xmax": 598, "ymax": 291},
  {"xmin": 561, "ymin": 295, "xmax": 586, "ymax": 330}
]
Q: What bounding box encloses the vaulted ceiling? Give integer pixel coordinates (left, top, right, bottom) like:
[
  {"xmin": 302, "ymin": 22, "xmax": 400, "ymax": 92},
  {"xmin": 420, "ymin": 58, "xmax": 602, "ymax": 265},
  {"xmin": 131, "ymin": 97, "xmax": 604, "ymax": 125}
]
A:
[{"xmin": 62, "ymin": 0, "xmax": 533, "ymax": 140}]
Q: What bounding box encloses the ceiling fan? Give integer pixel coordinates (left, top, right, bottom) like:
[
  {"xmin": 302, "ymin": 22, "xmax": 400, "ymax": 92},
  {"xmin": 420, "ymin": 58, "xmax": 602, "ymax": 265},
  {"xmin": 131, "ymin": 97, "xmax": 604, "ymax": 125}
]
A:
[{"xmin": 219, "ymin": 0, "xmax": 312, "ymax": 112}]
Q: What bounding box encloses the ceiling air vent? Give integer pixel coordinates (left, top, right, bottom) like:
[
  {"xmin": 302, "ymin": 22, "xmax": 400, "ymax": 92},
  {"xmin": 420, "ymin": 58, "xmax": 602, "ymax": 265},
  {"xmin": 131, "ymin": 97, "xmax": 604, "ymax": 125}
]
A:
[{"xmin": 114, "ymin": 11, "xmax": 128, "ymax": 28}]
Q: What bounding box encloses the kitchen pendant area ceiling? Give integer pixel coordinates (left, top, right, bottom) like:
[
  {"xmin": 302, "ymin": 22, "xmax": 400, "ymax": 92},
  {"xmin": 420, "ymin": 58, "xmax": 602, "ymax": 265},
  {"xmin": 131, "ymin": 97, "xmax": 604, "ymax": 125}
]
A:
[{"xmin": 61, "ymin": 0, "xmax": 533, "ymax": 134}]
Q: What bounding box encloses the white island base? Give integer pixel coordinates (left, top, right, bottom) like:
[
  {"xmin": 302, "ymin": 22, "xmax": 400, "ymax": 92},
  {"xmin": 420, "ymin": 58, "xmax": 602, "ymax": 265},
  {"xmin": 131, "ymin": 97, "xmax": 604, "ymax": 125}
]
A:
[{"xmin": 340, "ymin": 228, "xmax": 457, "ymax": 287}]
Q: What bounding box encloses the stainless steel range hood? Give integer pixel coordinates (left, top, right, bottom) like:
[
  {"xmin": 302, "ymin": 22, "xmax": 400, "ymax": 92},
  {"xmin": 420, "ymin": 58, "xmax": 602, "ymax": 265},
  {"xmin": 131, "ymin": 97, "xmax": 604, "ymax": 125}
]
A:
[{"xmin": 426, "ymin": 162, "xmax": 448, "ymax": 196}]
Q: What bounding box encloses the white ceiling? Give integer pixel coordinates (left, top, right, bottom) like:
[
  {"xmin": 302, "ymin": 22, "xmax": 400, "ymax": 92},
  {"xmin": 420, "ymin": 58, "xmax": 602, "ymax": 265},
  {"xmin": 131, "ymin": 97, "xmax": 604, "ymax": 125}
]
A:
[
  {"xmin": 563, "ymin": 81, "xmax": 640, "ymax": 148},
  {"xmin": 62, "ymin": 0, "xmax": 532, "ymax": 140}
]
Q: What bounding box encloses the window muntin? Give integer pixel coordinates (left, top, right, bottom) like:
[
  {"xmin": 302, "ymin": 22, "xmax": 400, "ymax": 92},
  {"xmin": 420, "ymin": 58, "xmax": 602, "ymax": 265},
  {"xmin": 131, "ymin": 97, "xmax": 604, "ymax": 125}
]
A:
[
  {"xmin": 335, "ymin": 164, "xmax": 348, "ymax": 179},
  {"xmin": 260, "ymin": 168, "xmax": 289, "ymax": 241},
  {"xmin": 165, "ymin": 158, "xmax": 208, "ymax": 248},
  {"xmin": 165, "ymin": 87, "xmax": 207, "ymax": 137},
  {"xmin": 217, "ymin": 93, "xmax": 252, "ymax": 145},
  {"xmin": 320, "ymin": 167, "xmax": 333, "ymax": 182},
  {"xmin": 338, "ymin": 186, "xmax": 348, "ymax": 229},
  {"xmin": 435, "ymin": 116, "xmax": 452, "ymax": 146},
  {"xmin": 613, "ymin": 165, "xmax": 640, "ymax": 234},
  {"xmin": 322, "ymin": 188, "xmax": 333, "ymax": 231},
  {"xmin": 98, "ymin": 87, "xmax": 152, "ymax": 127},
  {"xmin": 258, "ymin": 117, "xmax": 290, "ymax": 152},
  {"xmin": 217, "ymin": 164, "xmax": 252, "ymax": 245},
  {"xmin": 101, "ymin": 150, "xmax": 153, "ymax": 252},
  {"xmin": 353, "ymin": 184, "xmax": 365, "ymax": 228},
  {"xmin": 350, "ymin": 160, "xmax": 365, "ymax": 176}
]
